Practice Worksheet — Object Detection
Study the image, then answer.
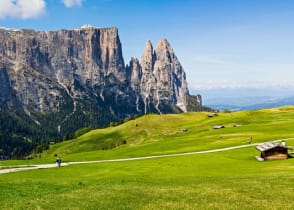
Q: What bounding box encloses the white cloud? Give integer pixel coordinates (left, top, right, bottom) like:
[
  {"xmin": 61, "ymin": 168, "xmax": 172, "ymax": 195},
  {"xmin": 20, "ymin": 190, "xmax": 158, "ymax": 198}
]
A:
[
  {"xmin": 62, "ymin": 0, "xmax": 84, "ymax": 8},
  {"xmin": 0, "ymin": 0, "xmax": 46, "ymax": 19}
]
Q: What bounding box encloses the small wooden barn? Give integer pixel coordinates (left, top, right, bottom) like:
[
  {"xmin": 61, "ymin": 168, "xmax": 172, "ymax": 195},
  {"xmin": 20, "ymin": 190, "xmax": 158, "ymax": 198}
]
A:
[
  {"xmin": 182, "ymin": 128, "xmax": 188, "ymax": 132},
  {"xmin": 256, "ymin": 141, "xmax": 292, "ymax": 161},
  {"xmin": 213, "ymin": 125, "xmax": 225, "ymax": 129}
]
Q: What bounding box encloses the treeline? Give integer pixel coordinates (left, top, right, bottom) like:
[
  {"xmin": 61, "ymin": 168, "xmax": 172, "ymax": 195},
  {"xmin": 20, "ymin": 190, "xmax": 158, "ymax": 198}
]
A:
[
  {"xmin": 0, "ymin": 99, "xmax": 213, "ymax": 159},
  {"xmin": 108, "ymin": 114, "xmax": 142, "ymax": 127},
  {"xmin": 0, "ymin": 110, "xmax": 54, "ymax": 159},
  {"xmin": 0, "ymin": 104, "xmax": 140, "ymax": 159}
]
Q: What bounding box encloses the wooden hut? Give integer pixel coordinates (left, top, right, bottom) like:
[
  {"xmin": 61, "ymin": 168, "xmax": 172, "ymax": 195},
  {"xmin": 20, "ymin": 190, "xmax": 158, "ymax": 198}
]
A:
[
  {"xmin": 182, "ymin": 128, "xmax": 188, "ymax": 132},
  {"xmin": 256, "ymin": 141, "xmax": 292, "ymax": 161},
  {"xmin": 213, "ymin": 125, "xmax": 225, "ymax": 129}
]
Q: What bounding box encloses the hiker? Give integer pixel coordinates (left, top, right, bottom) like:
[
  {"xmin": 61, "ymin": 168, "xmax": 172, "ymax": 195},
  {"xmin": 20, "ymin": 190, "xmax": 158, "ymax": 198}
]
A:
[
  {"xmin": 248, "ymin": 136, "xmax": 252, "ymax": 144},
  {"xmin": 56, "ymin": 157, "xmax": 62, "ymax": 167}
]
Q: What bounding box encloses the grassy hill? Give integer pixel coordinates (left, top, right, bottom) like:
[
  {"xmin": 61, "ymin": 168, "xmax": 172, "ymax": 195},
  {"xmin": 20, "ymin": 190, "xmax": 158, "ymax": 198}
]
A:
[
  {"xmin": 1, "ymin": 144, "xmax": 293, "ymax": 209},
  {"xmin": 0, "ymin": 107, "xmax": 294, "ymax": 209},
  {"xmin": 14, "ymin": 106, "xmax": 294, "ymax": 164}
]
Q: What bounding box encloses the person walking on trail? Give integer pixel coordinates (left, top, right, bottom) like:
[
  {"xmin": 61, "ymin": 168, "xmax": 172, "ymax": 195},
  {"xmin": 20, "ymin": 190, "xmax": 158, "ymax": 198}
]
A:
[
  {"xmin": 248, "ymin": 136, "xmax": 252, "ymax": 144},
  {"xmin": 56, "ymin": 157, "xmax": 62, "ymax": 167}
]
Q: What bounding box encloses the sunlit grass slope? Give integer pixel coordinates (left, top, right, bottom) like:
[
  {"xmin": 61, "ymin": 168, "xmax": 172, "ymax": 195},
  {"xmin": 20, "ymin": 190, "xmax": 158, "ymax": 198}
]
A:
[
  {"xmin": 0, "ymin": 146, "xmax": 293, "ymax": 209},
  {"xmin": 43, "ymin": 106, "xmax": 294, "ymax": 161},
  {"xmin": 2, "ymin": 106, "xmax": 294, "ymax": 166},
  {"xmin": 1, "ymin": 107, "xmax": 294, "ymax": 209}
]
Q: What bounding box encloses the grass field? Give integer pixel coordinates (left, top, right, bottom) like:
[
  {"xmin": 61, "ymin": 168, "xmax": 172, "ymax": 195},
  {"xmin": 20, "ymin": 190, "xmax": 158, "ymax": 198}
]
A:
[
  {"xmin": 0, "ymin": 146, "xmax": 293, "ymax": 209},
  {"xmin": 3, "ymin": 106, "xmax": 294, "ymax": 166},
  {"xmin": 1, "ymin": 107, "xmax": 294, "ymax": 209}
]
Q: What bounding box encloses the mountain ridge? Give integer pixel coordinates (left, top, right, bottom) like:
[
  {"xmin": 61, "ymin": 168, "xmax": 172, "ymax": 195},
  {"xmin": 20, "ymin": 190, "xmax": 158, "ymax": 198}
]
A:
[{"xmin": 0, "ymin": 26, "xmax": 207, "ymax": 158}]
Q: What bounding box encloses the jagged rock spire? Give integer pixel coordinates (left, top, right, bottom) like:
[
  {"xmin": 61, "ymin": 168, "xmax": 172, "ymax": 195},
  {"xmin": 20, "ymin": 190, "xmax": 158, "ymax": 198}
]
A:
[
  {"xmin": 128, "ymin": 38, "xmax": 191, "ymax": 113},
  {"xmin": 153, "ymin": 38, "xmax": 188, "ymax": 112},
  {"xmin": 141, "ymin": 40, "xmax": 154, "ymax": 73}
]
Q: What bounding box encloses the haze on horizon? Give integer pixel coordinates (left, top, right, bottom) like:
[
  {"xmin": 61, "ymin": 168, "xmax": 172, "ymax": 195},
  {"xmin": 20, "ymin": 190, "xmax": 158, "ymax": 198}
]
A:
[{"xmin": 1, "ymin": 0, "xmax": 294, "ymax": 92}]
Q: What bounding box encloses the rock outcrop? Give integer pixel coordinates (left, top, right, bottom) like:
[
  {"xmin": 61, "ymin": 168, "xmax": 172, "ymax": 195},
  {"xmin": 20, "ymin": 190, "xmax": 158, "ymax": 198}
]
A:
[
  {"xmin": 128, "ymin": 39, "xmax": 190, "ymax": 114},
  {"xmin": 0, "ymin": 25, "xmax": 205, "ymax": 157},
  {"xmin": 0, "ymin": 27, "xmax": 128, "ymax": 113}
]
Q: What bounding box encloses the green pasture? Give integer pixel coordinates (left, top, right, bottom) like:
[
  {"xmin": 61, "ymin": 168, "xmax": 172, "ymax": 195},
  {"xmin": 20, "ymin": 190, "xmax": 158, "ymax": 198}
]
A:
[
  {"xmin": 3, "ymin": 106, "xmax": 294, "ymax": 166},
  {"xmin": 1, "ymin": 107, "xmax": 294, "ymax": 209},
  {"xmin": 0, "ymin": 146, "xmax": 293, "ymax": 209}
]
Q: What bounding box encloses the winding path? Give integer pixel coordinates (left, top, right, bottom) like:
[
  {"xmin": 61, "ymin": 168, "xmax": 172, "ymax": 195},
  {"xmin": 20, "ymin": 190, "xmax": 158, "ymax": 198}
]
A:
[{"xmin": 1, "ymin": 138, "xmax": 293, "ymax": 174}]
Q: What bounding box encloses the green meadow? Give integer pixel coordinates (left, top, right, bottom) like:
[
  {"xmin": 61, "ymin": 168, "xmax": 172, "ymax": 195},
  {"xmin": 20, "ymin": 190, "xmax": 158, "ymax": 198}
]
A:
[{"xmin": 1, "ymin": 107, "xmax": 294, "ymax": 209}]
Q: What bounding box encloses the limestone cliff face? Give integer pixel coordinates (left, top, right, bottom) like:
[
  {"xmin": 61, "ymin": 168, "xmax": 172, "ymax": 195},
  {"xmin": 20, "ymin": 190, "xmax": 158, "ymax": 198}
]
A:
[
  {"xmin": 0, "ymin": 27, "xmax": 128, "ymax": 113},
  {"xmin": 126, "ymin": 57, "xmax": 142, "ymax": 112},
  {"xmin": 128, "ymin": 39, "xmax": 190, "ymax": 113},
  {"xmin": 153, "ymin": 39, "xmax": 188, "ymax": 112},
  {"xmin": 140, "ymin": 40, "xmax": 157, "ymax": 113},
  {"xmin": 0, "ymin": 67, "xmax": 19, "ymax": 110},
  {"xmin": 0, "ymin": 26, "xmax": 203, "ymax": 138}
]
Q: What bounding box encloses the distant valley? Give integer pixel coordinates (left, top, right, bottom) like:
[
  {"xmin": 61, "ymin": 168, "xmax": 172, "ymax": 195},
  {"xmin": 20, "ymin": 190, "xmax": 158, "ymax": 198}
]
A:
[
  {"xmin": 205, "ymin": 96, "xmax": 294, "ymax": 111},
  {"xmin": 193, "ymin": 87, "xmax": 294, "ymax": 111}
]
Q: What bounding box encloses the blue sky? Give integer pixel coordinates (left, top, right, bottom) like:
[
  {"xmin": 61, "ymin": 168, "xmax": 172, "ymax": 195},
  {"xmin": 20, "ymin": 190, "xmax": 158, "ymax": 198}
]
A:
[{"xmin": 1, "ymin": 0, "xmax": 294, "ymax": 91}]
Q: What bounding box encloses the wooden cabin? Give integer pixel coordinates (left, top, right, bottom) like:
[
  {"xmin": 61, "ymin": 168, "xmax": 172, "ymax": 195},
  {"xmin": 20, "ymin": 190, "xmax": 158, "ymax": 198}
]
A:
[
  {"xmin": 208, "ymin": 113, "xmax": 218, "ymax": 118},
  {"xmin": 213, "ymin": 125, "xmax": 225, "ymax": 129},
  {"xmin": 182, "ymin": 128, "xmax": 188, "ymax": 132},
  {"xmin": 256, "ymin": 141, "xmax": 292, "ymax": 161}
]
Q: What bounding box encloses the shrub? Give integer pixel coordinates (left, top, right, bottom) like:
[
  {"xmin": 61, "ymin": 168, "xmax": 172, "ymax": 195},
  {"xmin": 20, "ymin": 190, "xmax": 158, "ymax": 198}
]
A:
[{"xmin": 73, "ymin": 127, "xmax": 90, "ymax": 139}]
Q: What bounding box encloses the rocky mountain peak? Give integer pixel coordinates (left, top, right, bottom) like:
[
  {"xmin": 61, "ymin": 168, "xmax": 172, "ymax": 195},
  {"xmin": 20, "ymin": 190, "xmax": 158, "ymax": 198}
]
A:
[
  {"xmin": 127, "ymin": 57, "xmax": 142, "ymax": 83},
  {"xmin": 156, "ymin": 38, "xmax": 173, "ymax": 51},
  {"xmin": 131, "ymin": 39, "xmax": 189, "ymax": 113},
  {"xmin": 155, "ymin": 38, "xmax": 176, "ymax": 63},
  {"xmin": 145, "ymin": 40, "xmax": 153, "ymax": 49},
  {"xmin": 141, "ymin": 40, "xmax": 154, "ymax": 69},
  {"xmin": 0, "ymin": 26, "xmax": 206, "ymax": 157}
]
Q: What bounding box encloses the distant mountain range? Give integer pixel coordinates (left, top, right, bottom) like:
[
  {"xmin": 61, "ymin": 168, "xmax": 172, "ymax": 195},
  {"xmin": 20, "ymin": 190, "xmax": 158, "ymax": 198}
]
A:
[
  {"xmin": 190, "ymin": 87, "xmax": 294, "ymax": 111},
  {"xmin": 206, "ymin": 96, "xmax": 294, "ymax": 111}
]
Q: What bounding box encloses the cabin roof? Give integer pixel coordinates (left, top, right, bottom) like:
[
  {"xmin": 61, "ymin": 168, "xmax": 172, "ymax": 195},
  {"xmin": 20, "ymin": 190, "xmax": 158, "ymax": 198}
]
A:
[
  {"xmin": 213, "ymin": 125, "xmax": 225, "ymax": 129},
  {"xmin": 256, "ymin": 141, "xmax": 291, "ymax": 152}
]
